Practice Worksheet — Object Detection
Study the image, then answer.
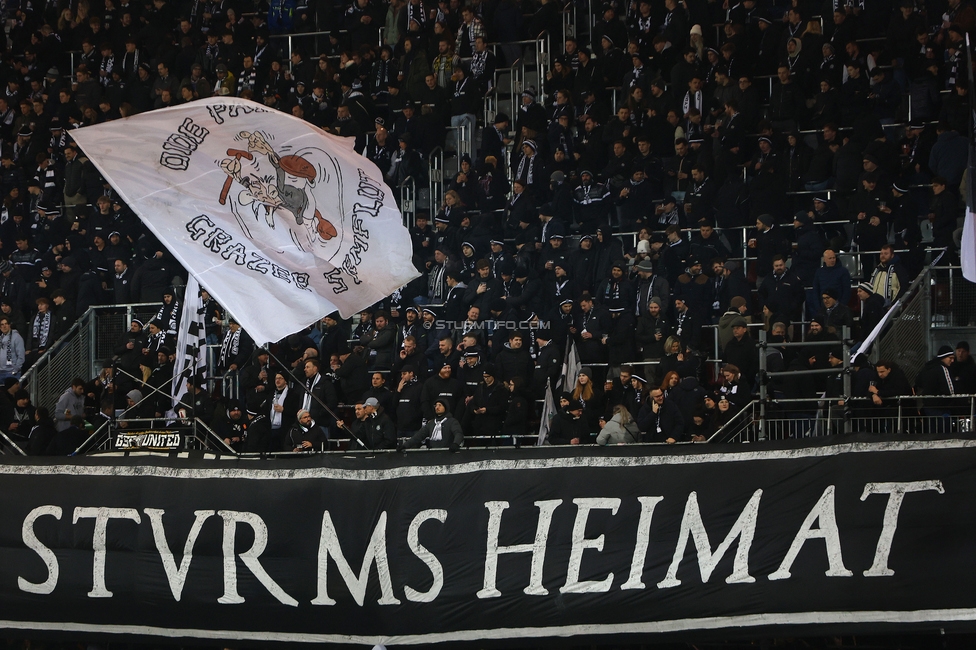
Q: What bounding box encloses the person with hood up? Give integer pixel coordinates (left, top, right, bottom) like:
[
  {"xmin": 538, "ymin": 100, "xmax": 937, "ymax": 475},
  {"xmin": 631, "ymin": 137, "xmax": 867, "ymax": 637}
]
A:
[
  {"xmin": 401, "ymin": 398, "xmax": 463, "ymax": 450},
  {"xmin": 597, "ymin": 404, "xmax": 640, "ymax": 445}
]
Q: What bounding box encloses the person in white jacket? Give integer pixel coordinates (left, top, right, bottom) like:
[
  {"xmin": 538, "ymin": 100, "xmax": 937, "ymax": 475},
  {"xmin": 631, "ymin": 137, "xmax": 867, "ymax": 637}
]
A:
[{"xmin": 0, "ymin": 317, "xmax": 25, "ymax": 381}]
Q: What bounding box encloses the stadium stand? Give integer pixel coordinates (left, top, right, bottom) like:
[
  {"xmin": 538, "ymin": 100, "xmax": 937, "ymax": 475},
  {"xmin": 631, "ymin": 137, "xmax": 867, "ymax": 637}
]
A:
[{"xmin": 0, "ymin": 0, "xmax": 972, "ymax": 454}]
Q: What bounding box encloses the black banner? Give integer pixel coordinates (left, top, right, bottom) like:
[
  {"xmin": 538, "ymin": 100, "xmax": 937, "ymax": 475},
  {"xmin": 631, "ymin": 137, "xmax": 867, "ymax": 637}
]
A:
[{"xmin": 1, "ymin": 436, "xmax": 975, "ymax": 646}]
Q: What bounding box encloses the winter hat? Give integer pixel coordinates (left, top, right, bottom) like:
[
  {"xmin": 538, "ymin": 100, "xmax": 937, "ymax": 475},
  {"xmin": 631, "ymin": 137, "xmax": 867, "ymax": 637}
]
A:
[
  {"xmin": 822, "ymin": 288, "xmax": 838, "ymax": 300},
  {"xmin": 937, "ymin": 346, "xmax": 955, "ymax": 358},
  {"xmin": 578, "ymin": 367, "xmax": 592, "ymax": 380},
  {"xmin": 957, "ymin": 341, "xmax": 970, "ymax": 352},
  {"xmin": 857, "ymin": 282, "xmax": 874, "ymax": 294},
  {"xmin": 730, "ymin": 296, "xmax": 747, "ymax": 311},
  {"xmin": 364, "ymin": 397, "xmax": 380, "ymax": 408},
  {"xmin": 649, "ymin": 297, "xmax": 663, "ymax": 308},
  {"xmin": 756, "ymin": 213, "xmax": 775, "ymax": 227},
  {"xmin": 3, "ymin": 377, "xmax": 19, "ymax": 390},
  {"xmin": 433, "ymin": 397, "xmax": 451, "ymax": 410},
  {"xmin": 793, "ymin": 210, "xmax": 812, "ymax": 226},
  {"xmin": 637, "ymin": 240, "xmax": 651, "ymax": 254},
  {"xmin": 730, "ymin": 317, "xmax": 748, "ymax": 329},
  {"xmin": 481, "ymin": 363, "xmax": 497, "ymax": 377},
  {"xmin": 724, "ymin": 260, "xmax": 740, "ymax": 272},
  {"xmin": 126, "ymin": 389, "xmax": 143, "ymax": 402}
]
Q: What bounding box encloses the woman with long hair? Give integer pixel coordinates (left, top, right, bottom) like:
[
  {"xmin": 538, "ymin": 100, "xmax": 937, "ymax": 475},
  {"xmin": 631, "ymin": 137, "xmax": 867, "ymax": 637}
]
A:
[
  {"xmin": 571, "ymin": 368, "xmax": 604, "ymax": 433},
  {"xmin": 659, "ymin": 370, "xmax": 680, "ymax": 398},
  {"xmin": 719, "ymin": 363, "xmax": 749, "ymax": 413},
  {"xmin": 597, "ymin": 404, "xmax": 641, "ymax": 445},
  {"xmin": 656, "ymin": 336, "xmax": 682, "ymax": 382}
]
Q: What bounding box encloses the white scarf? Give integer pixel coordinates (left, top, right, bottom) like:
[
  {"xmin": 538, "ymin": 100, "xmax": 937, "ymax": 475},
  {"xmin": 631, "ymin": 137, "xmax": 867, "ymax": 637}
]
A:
[{"xmin": 271, "ymin": 385, "xmax": 288, "ymax": 428}]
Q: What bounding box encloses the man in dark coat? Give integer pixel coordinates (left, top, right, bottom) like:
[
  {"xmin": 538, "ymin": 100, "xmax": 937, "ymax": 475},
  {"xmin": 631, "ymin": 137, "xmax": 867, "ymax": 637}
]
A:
[{"xmin": 637, "ymin": 388, "xmax": 685, "ymax": 442}]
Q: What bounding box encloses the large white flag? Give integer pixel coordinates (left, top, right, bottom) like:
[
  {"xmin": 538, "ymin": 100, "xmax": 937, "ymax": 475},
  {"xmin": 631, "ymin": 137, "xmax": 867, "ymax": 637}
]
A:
[{"xmin": 72, "ymin": 98, "xmax": 419, "ymax": 344}]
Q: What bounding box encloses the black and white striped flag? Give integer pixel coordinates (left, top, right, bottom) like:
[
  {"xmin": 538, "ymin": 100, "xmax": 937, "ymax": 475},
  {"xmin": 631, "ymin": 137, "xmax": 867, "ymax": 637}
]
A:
[{"xmin": 171, "ymin": 275, "xmax": 208, "ymax": 411}]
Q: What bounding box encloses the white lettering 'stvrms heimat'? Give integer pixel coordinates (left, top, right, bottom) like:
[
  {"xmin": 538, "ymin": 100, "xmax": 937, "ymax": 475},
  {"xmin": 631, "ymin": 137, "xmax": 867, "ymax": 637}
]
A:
[{"xmin": 16, "ymin": 481, "xmax": 944, "ymax": 605}]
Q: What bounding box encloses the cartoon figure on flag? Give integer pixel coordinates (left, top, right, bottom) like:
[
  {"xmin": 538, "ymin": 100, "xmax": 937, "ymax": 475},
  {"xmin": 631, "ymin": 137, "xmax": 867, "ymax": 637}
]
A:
[{"xmin": 218, "ymin": 130, "xmax": 340, "ymax": 253}]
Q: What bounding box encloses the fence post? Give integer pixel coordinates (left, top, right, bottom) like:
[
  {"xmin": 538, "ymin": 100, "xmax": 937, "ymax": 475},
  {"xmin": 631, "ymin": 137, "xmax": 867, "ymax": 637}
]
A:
[
  {"xmin": 922, "ymin": 267, "xmax": 933, "ymax": 360},
  {"xmin": 758, "ymin": 328, "xmax": 767, "ymax": 441},
  {"xmin": 842, "ymin": 325, "xmax": 851, "ymax": 435}
]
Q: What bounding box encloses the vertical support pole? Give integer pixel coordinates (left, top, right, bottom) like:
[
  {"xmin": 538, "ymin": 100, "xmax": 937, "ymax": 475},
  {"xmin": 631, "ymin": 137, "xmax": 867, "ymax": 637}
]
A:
[
  {"xmin": 842, "ymin": 325, "xmax": 852, "ymax": 435},
  {"xmin": 758, "ymin": 328, "xmax": 767, "ymax": 442}
]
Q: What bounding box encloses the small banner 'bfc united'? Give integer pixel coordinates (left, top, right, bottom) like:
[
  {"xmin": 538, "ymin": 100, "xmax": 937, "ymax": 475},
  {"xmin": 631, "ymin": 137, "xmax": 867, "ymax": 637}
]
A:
[{"xmin": 72, "ymin": 98, "xmax": 419, "ymax": 344}]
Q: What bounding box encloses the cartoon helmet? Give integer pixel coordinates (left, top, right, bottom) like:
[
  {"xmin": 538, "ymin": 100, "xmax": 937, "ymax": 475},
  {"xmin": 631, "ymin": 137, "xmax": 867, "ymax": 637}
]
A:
[{"xmin": 279, "ymin": 155, "xmax": 316, "ymax": 184}]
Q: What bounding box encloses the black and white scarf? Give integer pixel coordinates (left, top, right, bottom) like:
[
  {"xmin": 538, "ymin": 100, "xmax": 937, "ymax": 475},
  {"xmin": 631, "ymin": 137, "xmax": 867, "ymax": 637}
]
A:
[
  {"xmin": 31, "ymin": 311, "xmax": 50, "ymax": 348},
  {"xmin": 219, "ymin": 328, "xmax": 241, "ymax": 367}
]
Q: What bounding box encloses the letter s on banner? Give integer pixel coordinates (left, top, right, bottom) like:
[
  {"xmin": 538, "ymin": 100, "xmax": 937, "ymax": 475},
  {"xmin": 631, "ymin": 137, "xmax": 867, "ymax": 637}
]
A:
[{"xmin": 19, "ymin": 505, "xmax": 63, "ymax": 595}]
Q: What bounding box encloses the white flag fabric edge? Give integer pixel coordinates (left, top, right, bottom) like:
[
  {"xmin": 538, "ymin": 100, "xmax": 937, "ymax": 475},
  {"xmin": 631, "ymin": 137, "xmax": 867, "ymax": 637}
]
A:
[
  {"xmin": 963, "ymin": 205, "xmax": 976, "ymax": 283},
  {"xmin": 71, "ymin": 97, "xmax": 420, "ymax": 344},
  {"xmin": 536, "ymin": 382, "xmax": 556, "ymax": 446},
  {"xmin": 171, "ymin": 275, "xmax": 208, "ymax": 410}
]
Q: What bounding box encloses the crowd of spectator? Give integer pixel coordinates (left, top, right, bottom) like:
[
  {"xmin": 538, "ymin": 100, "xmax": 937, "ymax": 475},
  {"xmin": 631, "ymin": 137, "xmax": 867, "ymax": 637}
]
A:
[{"xmin": 0, "ymin": 0, "xmax": 970, "ymax": 451}]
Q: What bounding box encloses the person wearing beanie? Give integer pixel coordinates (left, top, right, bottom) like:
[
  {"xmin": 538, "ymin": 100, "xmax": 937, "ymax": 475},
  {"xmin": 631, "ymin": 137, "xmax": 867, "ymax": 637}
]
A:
[
  {"xmin": 750, "ymin": 213, "xmax": 791, "ymax": 280},
  {"xmin": 819, "ymin": 286, "xmax": 853, "ymax": 336},
  {"xmin": 464, "ymin": 361, "xmax": 507, "ymax": 442},
  {"xmin": 915, "ymin": 345, "xmax": 958, "ymax": 430},
  {"xmin": 952, "ymin": 342, "xmax": 976, "ymax": 394},
  {"xmin": 856, "ymin": 282, "xmax": 886, "ymax": 337},
  {"xmin": 400, "ymin": 398, "xmax": 463, "ymax": 451},
  {"xmin": 791, "ymin": 209, "xmax": 826, "ymax": 291},
  {"xmin": 721, "ymin": 316, "xmax": 758, "ymax": 391},
  {"xmin": 717, "ymin": 296, "xmax": 752, "ymax": 350},
  {"xmin": 213, "ymin": 401, "xmax": 248, "ymax": 452}
]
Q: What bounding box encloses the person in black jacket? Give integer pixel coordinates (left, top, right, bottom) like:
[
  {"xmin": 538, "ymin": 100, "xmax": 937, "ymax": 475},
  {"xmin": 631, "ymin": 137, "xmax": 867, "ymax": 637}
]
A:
[
  {"xmin": 722, "ymin": 317, "xmax": 758, "ymax": 391},
  {"xmin": 401, "ymin": 399, "xmax": 464, "ymax": 450},
  {"xmin": 45, "ymin": 414, "xmax": 88, "ymax": 455},
  {"xmin": 395, "ymin": 365, "xmax": 425, "ymax": 437},
  {"xmin": 856, "ymin": 282, "xmax": 886, "ymax": 337},
  {"xmin": 915, "ymin": 347, "xmax": 958, "ymax": 432},
  {"xmin": 26, "ymin": 407, "xmax": 57, "ymax": 455},
  {"xmin": 749, "ymin": 214, "xmax": 792, "ymax": 280},
  {"xmin": 336, "ymin": 398, "xmax": 397, "ymax": 450},
  {"xmin": 464, "ymin": 363, "xmax": 508, "ymax": 443},
  {"xmin": 637, "ymin": 388, "xmax": 685, "ymax": 443},
  {"xmin": 868, "ymin": 360, "xmax": 913, "ymax": 433},
  {"xmin": 298, "ymin": 359, "xmax": 338, "ymax": 437},
  {"xmin": 548, "ymin": 401, "xmax": 590, "ymax": 445},
  {"xmin": 361, "ymin": 372, "xmax": 397, "ymax": 422},
  {"xmin": 503, "ymin": 377, "xmax": 530, "ymax": 441}
]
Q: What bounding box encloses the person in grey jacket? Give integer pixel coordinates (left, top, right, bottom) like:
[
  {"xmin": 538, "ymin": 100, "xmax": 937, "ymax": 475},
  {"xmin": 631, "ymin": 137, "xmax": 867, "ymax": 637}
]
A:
[
  {"xmin": 0, "ymin": 317, "xmax": 25, "ymax": 381},
  {"xmin": 54, "ymin": 378, "xmax": 86, "ymax": 431},
  {"xmin": 400, "ymin": 399, "xmax": 463, "ymax": 451},
  {"xmin": 597, "ymin": 405, "xmax": 640, "ymax": 445}
]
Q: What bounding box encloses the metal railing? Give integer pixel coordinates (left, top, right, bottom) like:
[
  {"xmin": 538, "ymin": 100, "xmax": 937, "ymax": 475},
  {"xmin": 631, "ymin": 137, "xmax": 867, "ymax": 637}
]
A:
[
  {"xmin": 75, "ymin": 417, "xmax": 236, "ymax": 455},
  {"xmin": 22, "ymin": 303, "xmax": 177, "ymax": 414},
  {"xmin": 399, "ymin": 175, "xmax": 416, "ymax": 228},
  {"xmin": 711, "ymin": 395, "xmax": 976, "ymax": 444}
]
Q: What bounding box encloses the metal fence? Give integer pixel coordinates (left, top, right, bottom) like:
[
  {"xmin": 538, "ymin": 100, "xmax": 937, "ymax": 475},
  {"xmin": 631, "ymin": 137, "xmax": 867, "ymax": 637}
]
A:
[
  {"xmin": 711, "ymin": 395, "xmax": 976, "ymax": 444},
  {"xmin": 22, "ymin": 303, "xmax": 162, "ymax": 413}
]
